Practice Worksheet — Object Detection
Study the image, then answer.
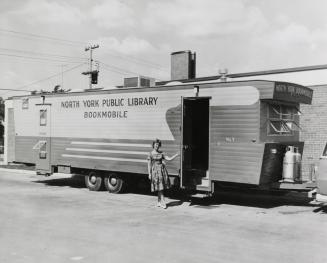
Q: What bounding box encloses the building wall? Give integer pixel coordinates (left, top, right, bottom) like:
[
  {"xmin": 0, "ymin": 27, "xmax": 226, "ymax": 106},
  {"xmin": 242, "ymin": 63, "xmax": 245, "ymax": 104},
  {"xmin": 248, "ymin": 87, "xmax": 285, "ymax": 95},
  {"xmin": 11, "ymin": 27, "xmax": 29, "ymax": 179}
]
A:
[{"xmin": 300, "ymin": 84, "xmax": 327, "ymax": 179}]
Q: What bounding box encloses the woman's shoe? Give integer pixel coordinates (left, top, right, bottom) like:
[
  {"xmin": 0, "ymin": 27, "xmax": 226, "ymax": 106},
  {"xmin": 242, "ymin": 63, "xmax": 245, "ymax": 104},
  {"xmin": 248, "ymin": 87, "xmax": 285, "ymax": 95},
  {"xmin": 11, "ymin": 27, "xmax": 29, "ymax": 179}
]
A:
[{"xmin": 159, "ymin": 202, "xmax": 167, "ymax": 209}]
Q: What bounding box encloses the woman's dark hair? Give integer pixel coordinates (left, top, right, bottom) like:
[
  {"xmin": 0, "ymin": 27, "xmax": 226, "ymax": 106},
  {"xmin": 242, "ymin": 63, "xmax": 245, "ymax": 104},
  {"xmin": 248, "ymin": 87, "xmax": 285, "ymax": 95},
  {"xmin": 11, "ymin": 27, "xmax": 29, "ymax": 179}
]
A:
[{"xmin": 152, "ymin": 139, "xmax": 162, "ymax": 148}]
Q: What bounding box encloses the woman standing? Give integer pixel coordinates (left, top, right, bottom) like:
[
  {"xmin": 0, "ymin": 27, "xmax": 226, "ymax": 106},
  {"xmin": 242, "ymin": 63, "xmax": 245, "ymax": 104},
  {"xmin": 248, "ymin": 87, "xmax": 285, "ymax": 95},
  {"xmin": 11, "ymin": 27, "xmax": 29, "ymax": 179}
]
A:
[{"xmin": 147, "ymin": 139, "xmax": 179, "ymax": 209}]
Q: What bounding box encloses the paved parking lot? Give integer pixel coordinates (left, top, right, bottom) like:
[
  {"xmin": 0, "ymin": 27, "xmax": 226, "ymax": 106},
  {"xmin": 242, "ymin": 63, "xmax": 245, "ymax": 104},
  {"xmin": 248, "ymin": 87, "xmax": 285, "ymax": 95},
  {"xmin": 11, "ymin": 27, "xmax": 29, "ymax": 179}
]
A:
[{"xmin": 0, "ymin": 168, "xmax": 327, "ymax": 263}]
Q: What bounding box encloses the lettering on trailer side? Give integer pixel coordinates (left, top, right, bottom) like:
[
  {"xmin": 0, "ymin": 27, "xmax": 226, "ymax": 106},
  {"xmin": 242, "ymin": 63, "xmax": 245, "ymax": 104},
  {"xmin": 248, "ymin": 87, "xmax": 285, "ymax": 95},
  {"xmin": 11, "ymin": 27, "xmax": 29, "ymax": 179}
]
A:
[
  {"xmin": 102, "ymin": 98, "xmax": 124, "ymax": 107},
  {"xmin": 83, "ymin": 111, "xmax": 128, "ymax": 119},
  {"xmin": 127, "ymin": 97, "xmax": 158, "ymax": 106},
  {"xmin": 83, "ymin": 100, "xmax": 100, "ymax": 108},
  {"xmin": 60, "ymin": 96, "xmax": 158, "ymax": 119},
  {"xmin": 274, "ymin": 83, "xmax": 313, "ymax": 104},
  {"xmin": 61, "ymin": 101, "xmax": 80, "ymax": 108}
]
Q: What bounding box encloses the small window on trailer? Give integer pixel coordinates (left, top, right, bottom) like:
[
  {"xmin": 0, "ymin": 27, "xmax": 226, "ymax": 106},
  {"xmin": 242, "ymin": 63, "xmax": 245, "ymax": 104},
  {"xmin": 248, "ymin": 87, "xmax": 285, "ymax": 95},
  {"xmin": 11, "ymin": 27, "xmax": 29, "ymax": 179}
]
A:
[
  {"xmin": 267, "ymin": 103, "xmax": 301, "ymax": 136},
  {"xmin": 22, "ymin": 98, "xmax": 29, "ymax": 109},
  {"xmin": 40, "ymin": 109, "xmax": 47, "ymax": 126},
  {"xmin": 269, "ymin": 120, "xmax": 290, "ymax": 134}
]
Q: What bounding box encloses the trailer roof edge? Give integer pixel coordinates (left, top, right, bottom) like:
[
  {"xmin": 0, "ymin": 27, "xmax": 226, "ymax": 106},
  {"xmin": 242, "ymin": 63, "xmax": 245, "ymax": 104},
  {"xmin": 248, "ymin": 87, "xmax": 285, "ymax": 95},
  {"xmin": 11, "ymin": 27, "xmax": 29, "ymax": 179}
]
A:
[{"xmin": 7, "ymin": 79, "xmax": 307, "ymax": 100}]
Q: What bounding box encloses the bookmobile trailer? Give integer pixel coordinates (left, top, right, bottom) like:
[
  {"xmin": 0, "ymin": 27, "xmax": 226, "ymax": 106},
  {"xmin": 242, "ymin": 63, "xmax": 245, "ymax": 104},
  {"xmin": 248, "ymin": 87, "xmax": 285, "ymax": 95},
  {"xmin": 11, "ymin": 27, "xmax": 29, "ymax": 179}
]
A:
[{"xmin": 4, "ymin": 78, "xmax": 327, "ymax": 199}]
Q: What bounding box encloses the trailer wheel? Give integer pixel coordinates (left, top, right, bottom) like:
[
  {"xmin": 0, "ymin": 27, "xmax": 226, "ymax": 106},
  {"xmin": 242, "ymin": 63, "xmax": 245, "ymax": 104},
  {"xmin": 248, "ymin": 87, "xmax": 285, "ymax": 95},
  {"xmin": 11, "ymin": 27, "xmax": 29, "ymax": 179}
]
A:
[
  {"xmin": 104, "ymin": 173, "xmax": 124, "ymax": 193},
  {"xmin": 85, "ymin": 171, "xmax": 103, "ymax": 191}
]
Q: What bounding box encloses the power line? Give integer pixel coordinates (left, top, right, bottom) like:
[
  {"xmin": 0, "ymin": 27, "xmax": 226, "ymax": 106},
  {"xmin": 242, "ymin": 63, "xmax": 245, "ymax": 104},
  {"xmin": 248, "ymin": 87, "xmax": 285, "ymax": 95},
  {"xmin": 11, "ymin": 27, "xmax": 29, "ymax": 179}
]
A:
[
  {"xmin": 0, "ymin": 28, "xmax": 168, "ymax": 71},
  {"xmin": 0, "ymin": 47, "xmax": 88, "ymax": 61},
  {"xmin": 0, "ymin": 33, "xmax": 83, "ymax": 48},
  {"xmin": 100, "ymin": 64, "xmax": 132, "ymax": 76},
  {"xmin": 98, "ymin": 60, "xmax": 152, "ymax": 76},
  {"xmin": 104, "ymin": 51, "xmax": 168, "ymax": 71},
  {"xmin": 0, "ymin": 28, "xmax": 86, "ymax": 45},
  {"xmin": 0, "ymin": 63, "xmax": 86, "ymax": 96},
  {"xmin": 0, "ymin": 53, "xmax": 86, "ymax": 64},
  {"xmin": 99, "ymin": 61, "xmax": 163, "ymax": 81},
  {"xmin": 99, "ymin": 61, "xmax": 152, "ymax": 77}
]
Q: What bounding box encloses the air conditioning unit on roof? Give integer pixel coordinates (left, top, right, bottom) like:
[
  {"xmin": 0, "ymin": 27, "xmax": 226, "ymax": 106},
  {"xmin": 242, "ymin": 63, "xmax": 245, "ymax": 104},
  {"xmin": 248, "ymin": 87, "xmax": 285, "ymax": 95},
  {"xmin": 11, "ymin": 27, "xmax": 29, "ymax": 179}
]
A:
[{"xmin": 123, "ymin": 76, "xmax": 155, "ymax": 88}]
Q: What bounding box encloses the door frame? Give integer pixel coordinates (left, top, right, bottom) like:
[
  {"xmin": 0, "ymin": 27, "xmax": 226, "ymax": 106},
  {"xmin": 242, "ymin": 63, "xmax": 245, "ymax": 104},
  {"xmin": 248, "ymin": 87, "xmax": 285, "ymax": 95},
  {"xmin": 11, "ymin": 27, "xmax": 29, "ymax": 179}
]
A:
[{"xmin": 180, "ymin": 96, "xmax": 211, "ymax": 188}]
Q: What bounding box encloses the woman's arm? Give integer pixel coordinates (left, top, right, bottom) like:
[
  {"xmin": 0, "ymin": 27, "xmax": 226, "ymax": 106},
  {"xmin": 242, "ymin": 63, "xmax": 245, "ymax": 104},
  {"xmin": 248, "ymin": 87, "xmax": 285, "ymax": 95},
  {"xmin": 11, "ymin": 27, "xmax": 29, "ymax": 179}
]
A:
[
  {"xmin": 147, "ymin": 159, "xmax": 152, "ymax": 179},
  {"xmin": 164, "ymin": 153, "xmax": 179, "ymax": 161}
]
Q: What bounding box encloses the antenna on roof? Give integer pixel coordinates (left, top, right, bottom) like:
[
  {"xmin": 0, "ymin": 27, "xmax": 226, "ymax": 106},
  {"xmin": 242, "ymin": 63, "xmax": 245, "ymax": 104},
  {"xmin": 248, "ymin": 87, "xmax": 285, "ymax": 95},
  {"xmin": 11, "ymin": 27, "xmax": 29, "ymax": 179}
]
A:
[{"xmin": 218, "ymin": 68, "xmax": 228, "ymax": 82}]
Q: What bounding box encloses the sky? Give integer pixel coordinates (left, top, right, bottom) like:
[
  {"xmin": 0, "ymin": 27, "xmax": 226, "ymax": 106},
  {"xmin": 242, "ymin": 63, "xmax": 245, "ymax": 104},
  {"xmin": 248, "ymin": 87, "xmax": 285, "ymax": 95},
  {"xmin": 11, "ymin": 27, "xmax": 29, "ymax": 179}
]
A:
[{"xmin": 1, "ymin": 0, "xmax": 327, "ymax": 98}]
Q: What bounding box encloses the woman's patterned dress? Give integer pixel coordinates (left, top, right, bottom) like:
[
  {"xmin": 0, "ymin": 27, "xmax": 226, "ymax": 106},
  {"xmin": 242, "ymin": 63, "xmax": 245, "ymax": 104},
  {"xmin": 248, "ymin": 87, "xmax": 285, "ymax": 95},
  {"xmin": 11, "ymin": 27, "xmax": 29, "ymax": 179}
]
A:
[{"xmin": 148, "ymin": 151, "xmax": 171, "ymax": 192}]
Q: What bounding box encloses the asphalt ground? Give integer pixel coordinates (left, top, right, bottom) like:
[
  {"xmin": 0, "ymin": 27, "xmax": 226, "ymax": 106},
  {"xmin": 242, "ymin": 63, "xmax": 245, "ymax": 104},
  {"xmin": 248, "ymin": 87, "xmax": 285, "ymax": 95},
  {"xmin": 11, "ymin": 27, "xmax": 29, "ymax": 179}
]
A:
[{"xmin": 0, "ymin": 168, "xmax": 327, "ymax": 263}]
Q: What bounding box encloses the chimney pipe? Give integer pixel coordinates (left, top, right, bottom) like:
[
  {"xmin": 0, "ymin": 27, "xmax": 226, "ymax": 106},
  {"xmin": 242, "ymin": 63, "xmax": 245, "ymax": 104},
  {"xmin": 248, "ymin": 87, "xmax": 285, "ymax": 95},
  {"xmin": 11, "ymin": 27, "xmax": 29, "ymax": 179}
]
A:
[{"xmin": 171, "ymin": 50, "xmax": 196, "ymax": 80}]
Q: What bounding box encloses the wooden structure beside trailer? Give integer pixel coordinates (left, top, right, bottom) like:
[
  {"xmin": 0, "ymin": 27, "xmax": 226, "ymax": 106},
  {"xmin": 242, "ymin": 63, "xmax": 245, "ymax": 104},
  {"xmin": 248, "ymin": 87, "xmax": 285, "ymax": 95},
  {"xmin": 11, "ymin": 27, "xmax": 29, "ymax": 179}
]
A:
[{"xmin": 4, "ymin": 80, "xmax": 313, "ymax": 194}]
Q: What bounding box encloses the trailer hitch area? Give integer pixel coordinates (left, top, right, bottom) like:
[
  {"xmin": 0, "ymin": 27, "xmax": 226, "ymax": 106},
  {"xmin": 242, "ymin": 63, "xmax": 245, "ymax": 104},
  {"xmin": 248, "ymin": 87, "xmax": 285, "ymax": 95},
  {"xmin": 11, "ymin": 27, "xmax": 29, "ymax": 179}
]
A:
[
  {"xmin": 307, "ymin": 187, "xmax": 327, "ymax": 203},
  {"xmin": 315, "ymin": 193, "xmax": 327, "ymax": 203},
  {"xmin": 308, "ymin": 188, "xmax": 317, "ymax": 198}
]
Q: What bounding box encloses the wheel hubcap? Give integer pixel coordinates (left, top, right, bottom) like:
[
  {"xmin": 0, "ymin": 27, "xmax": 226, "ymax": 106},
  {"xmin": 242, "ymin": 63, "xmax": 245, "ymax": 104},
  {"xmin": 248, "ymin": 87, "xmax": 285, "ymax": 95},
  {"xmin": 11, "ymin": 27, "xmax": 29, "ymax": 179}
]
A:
[
  {"xmin": 90, "ymin": 175, "xmax": 97, "ymax": 184},
  {"xmin": 110, "ymin": 177, "xmax": 117, "ymax": 186}
]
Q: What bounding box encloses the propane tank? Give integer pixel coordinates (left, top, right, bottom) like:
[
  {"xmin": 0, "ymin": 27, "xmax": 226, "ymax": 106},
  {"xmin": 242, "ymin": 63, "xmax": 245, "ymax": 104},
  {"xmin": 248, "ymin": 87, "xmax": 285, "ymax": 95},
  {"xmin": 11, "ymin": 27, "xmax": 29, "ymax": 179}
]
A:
[
  {"xmin": 282, "ymin": 146, "xmax": 296, "ymax": 183},
  {"xmin": 294, "ymin": 147, "xmax": 302, "ymax": 182}
]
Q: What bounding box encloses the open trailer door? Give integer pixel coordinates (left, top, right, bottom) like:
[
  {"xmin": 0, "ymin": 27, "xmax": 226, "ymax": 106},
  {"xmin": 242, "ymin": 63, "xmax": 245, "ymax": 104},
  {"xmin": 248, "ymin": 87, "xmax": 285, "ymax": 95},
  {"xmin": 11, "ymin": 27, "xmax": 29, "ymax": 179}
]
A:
[{"xmin": 180, "ymin": 96, "xmax": 210, "ymax": 190}]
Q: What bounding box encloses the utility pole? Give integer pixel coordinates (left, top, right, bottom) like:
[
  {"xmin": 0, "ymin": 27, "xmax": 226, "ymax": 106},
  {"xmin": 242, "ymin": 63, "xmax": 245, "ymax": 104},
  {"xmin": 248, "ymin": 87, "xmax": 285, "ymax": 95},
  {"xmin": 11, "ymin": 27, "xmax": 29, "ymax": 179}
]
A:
[{"xmin": 82, "ymin": 44, "xmax": 99, "ymax": 89}]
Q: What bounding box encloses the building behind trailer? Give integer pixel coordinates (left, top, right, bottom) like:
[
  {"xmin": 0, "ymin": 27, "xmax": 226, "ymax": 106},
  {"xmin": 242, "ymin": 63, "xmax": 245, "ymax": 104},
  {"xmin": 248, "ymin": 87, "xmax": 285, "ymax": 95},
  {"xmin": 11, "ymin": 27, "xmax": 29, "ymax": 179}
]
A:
[{"xmin": 300, "ymin": 85, "xmax": 327, "ymax": 178}]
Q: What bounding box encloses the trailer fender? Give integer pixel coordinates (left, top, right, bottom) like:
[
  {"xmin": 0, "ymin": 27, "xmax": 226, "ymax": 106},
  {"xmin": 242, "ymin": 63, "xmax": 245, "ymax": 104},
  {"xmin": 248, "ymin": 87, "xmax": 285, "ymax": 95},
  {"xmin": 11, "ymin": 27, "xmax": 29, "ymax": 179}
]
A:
[{"xmin": 315, "ymin": 193, "xmax": 327, "ymax": 203}]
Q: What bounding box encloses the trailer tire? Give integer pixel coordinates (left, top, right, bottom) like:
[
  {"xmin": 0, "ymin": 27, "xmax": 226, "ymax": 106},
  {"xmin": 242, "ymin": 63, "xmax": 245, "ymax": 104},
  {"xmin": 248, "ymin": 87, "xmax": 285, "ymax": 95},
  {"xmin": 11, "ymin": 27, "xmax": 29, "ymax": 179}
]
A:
[
  {"xmin": 85, "ymin": 171, "xmax": 103, "ymax": 191},
  {"xmin": 104, "ymin": 173, "xmax": 124, "ymax": 193}
]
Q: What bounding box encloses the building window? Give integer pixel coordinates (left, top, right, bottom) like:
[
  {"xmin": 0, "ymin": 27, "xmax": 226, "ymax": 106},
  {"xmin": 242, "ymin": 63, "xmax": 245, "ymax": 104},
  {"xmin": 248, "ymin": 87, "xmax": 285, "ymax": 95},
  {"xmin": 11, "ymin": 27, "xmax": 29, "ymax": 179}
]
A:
[
  {"xmin": 40, "ymin": 109, "xmax": 47, "ymax": 126},
  {"xmin": 267, "ymin": 104, "xmax": 300, "ymax": 136},
  {"xmin": 22, "ymin": 98, "xmax": 29, "ymax": 109}
]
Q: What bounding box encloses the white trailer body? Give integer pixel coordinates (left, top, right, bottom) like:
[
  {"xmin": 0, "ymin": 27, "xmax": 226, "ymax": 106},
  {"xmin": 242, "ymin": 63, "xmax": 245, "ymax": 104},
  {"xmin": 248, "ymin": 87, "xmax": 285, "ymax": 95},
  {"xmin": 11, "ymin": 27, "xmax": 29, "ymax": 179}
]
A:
[{"xmin": 5, "ymin": 80, "xmax": 314, "ymax": 193}]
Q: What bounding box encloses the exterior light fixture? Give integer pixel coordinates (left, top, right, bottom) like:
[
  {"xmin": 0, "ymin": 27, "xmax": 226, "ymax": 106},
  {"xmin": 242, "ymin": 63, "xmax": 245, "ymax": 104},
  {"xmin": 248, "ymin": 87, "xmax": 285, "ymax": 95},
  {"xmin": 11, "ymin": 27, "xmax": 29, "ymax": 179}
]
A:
[{"xmin": 194, "ymin": 85, "xmax": 199, "ymax": 97}]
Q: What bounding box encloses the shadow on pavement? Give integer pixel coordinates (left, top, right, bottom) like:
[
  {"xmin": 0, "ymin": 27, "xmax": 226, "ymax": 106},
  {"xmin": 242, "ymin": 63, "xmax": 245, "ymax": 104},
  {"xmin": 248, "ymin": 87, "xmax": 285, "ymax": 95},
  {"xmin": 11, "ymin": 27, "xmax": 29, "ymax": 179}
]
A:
[
  {"xmin": 32, "ymin": 175, "xmax": 323, "ymax": 211},
  {"xmin": 0, "ymin": 163, "xmax": 35, "ymax": 170},
  {"xmin": 32, "ymin": 175, "xmax": 85, "ymax": 189},
  {"xmin": 188, "ymin": 189, "xmax": 318, "ymax": 210},
  {"xmin": 166, "ymin": 200, "xmax": 185, "ymax": 208},
  {"xmin": 313, "ymin": 205, "xmax": 327, "ymax": 214}
]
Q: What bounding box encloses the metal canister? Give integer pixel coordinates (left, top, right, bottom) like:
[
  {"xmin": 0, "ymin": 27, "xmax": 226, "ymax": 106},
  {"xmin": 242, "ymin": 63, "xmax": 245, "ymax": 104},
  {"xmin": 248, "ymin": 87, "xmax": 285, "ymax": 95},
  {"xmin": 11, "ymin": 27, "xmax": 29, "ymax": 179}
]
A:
[
  {"xmin": 294, "ymin": 147, "xmax": 302, "ymax": 182},
  {"xmin": 282, "ymin": 146, "xmax": 296, "ymax": 182}
]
